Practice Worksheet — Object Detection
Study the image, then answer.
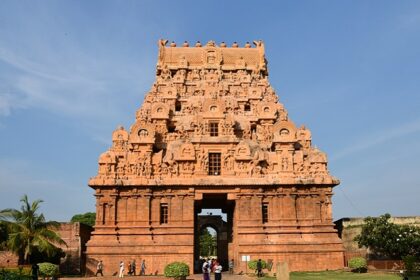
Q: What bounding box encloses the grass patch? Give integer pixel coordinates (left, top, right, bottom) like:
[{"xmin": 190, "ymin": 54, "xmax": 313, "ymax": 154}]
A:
[{"xmin": 260, "ymin": 270, "xmax": 420, "ymax": 280}]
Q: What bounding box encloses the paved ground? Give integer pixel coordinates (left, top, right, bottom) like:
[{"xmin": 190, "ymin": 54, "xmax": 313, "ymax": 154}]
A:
[{"xmin": 61, "ymin": 273, "xmax": 254, "ymax": 280}]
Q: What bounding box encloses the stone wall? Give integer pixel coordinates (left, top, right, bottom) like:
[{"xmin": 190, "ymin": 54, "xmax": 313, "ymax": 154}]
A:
[{"xmin": 58, "ymin": 222, "xmax": 93, "ymax": 275}]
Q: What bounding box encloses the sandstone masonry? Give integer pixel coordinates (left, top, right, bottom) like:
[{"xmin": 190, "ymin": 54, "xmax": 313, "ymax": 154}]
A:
[{"xmin": 86, "ymin": 40, "xmax": 344, "ymax": 275}]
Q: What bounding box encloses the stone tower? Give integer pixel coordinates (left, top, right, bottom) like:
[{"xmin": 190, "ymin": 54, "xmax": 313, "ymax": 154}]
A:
[{"xmin": 86, "ymin": 40, "xmax": 344, "ymax": 275}]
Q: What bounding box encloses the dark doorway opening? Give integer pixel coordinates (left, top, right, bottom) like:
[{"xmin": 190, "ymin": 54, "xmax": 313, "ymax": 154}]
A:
[{"xmin": 194, "ymin": 193, "xmax": 234, "ymax": 273}]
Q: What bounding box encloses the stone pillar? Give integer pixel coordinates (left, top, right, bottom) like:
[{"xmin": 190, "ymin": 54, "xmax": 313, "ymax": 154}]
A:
[
  {"xmin": 251, "ymin": 195, "xmax": 262, "ymax": 222},
  {"xmin": 151, "ymin": 196, "xmax": 160, "ymax": 225},
  {"xmin": 110, "ymin": 192, "xmax": 117, "ymax": 225}
]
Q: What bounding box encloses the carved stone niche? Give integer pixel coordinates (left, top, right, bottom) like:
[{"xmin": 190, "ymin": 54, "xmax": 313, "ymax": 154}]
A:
[
  {"xmin": 112, "ymin": 126, "xmax": 129, "ymax": 150},
  {"xmin": 297, "ymin": 125, "xmax": 312, "ymax": 142},
  {"xmin": 272, "ymin": 120, "xmax": 297, "ymax": 143},
  {"xmin": 248, "ymin": 86, "xmax": 262, "ymax": 99},
  {"xmin": 234, "ymin": 141, "xmax": 252, "ymax": 161},
  {"xmin": 308, "ymin": 148, "xmax": 327, "ymax": 165},
  {"xmin": 129, "ymin": 121, "xmax": 156, "ymax": 147},
  {"xmin": 173, "ymin": 69, "xmax": 187, "ymax": 84},
  {"xmin": 203, "ymin": 44, "xmax": 222, "ymax": 68},
  {"xmin": 174, "ymin": 141, "xmax": 196, "ymax": 161},
  {"xmin": 98, "ymin": 151, "xmax": 116, "ymax": 175},
  {"xmin": 308, "ymin": 148, "xmax": 329, "ymax": 180},
  {"xmin": 257, "ymin": 102, "xmax": 277, "ymax": 120},
  {"xmin": 202, "ymin": 99, "xmax": 225, "ymax": 119},
  {"xmin": 151, "ymin": 103, "xmax": 170, "ymax": 120},
  {"xmin": 160, "ymin": 86, "xmax": 177, "ymax": 99}
]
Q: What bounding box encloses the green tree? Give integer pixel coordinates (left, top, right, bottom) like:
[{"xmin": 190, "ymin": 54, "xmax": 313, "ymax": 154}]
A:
[
  {"xmin": 199, "ymin": 228, "xmax": 217, "ymax": 257},
  {"xmin": 355, "ymin": 213, "xmax": 420, "ymax": 259},
  {"xmin": 0, "ymin": 195, "xmax": 66, "ymax": 264},
  {"xmin": 70, "ymin": 212, "xmax": 96, "ymax": 227},
  {"xmin": 0, "ymin": 221, "xmax": 8, "ymax": 249}
]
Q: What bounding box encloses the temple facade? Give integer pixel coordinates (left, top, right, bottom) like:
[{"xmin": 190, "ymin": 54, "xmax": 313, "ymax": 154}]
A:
[{"xmin": 86, "ymin": 40, "xmax": 344, "ymax": 275}]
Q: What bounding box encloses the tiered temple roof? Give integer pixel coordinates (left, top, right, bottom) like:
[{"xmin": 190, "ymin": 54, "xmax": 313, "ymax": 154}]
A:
[{"xmin": 89, "ymin": 40, "xmax": 339, "ymax": 187}]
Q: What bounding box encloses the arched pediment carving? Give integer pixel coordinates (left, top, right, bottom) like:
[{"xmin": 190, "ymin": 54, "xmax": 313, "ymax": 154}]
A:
[
  {"xmin": 151, "ymin": 102, "xmax": 170, "ymax": 120},
  {"xmin": 257, "ymin": 102, "xmax": 277, "ymax": 120},
  {"xmin": 161, "ymin": 86, "xmax": 177, "ymax": 99},
  {"xmin": 174, "ymin": 141, "xmax": 196, "ymax": 161},
  {"xmin": 202, "ymin": 99, "xmax": 225, "ymax": 118},
  {"xmin": 235, "ymin": 141, "xmax": 252, "ymax": 160},
  {"xmin": 272, "ymin": 120, "xmax": 297, "ymax": 143},
  {"xmin": 129, "ymin": 121, "xmax": 156, "ymax": 145},
  {"xmin": 112, "ymin": 126, "xmax": 128, "ymax": 142},
  {"xmin": 248, "ymin": 86, "xmax": 263, "ymax": 99}
]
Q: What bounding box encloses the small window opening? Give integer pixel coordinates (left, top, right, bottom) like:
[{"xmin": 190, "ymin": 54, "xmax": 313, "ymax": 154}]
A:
[
  {"xmin": 208, "ymin": 153, "xmax": 221, "ymax": 176},
  {"xmin": 160, "ymin": 203, "xmax": 168, "ymax": 224},
  {"xmin": 262, "ymin": 203, "xmax": 269, "ymax": 224},
  {"xmin": 251, "ymin": 124, "xmax": 257, "ymax": 135},
  {"xmin": 209, "ymin": 122, "xmax": 219, "ymax": 137},
  {"xmin": 168, "ymin": 126, "xmax": 176, "ymax": 133},
  {"xmin": 244, "ymin": 103, "xmax": 251, "ymax": 111},
  {"xmin": 175, "ymin": 101, "xmax": 182, "ymax": 112}
]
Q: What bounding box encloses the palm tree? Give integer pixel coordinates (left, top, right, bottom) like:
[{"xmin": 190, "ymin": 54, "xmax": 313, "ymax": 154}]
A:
[{"xmin": 0, "ymin": 194, "xmax": 66, "ymax": 264}]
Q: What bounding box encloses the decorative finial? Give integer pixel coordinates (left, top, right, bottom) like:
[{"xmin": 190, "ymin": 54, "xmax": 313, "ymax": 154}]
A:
[
  {"xmin": 183, "ymin": 41, "xmax": 189, "ymax": 47},
  {"xmin": 158, "ymin": 39, "xmax": 168, "ymax": 47},
  {"xmin": 195, "ymin": 41, "xmax": 202, "ymax": 47},
  {"xmin": 232, "ymin": 42, "xmax": 238, "ymax": 48},
  {"xmin": 220, "ymin": 42, "xmax": 227, "ymax": 47},
  {"xmin": 170, "ymin": 41, "xmax": 176, "ymax": 47},
  {"xmin": 245, "ymin": 42, "xmax": 251, "ymax": 48},
  {"xmin": 206, "ymin": 40, "xmax": 216, "ymax": 47}
]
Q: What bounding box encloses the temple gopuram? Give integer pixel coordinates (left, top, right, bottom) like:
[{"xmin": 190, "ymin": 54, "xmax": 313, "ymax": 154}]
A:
[{"xmin": 86, "ymin": 40, "xmax": 344, "ymax": 274}]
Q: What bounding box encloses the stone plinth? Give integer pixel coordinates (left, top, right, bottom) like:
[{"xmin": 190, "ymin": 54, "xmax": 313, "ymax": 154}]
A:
[{"xmin": 276, "ymin": 262, "xmax": 289, "ymax": 280}]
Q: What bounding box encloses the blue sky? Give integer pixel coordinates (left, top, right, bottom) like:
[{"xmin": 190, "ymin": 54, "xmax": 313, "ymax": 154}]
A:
[{"xmin": 0, "ymin": 1, "xmax": 419, "ymax": 221}]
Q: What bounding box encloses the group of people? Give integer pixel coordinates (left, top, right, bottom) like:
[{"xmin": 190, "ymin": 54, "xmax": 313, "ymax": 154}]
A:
[
  {"xmin": 202, "ymin": 258, "xmax": 223, "ymax": 280},
  {"xmin": 95, "ymin": 259, "xmax": 146, "ymax": 277}
]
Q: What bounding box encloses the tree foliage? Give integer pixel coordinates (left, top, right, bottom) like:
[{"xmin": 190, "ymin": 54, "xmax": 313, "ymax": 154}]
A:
[
  {"xmin": 0, "ymin": 195, "xmax": 66, "ymax": 264},
  {"xmin": 70, "ymin": 212, "xmax": 96, "ymax": 227},
  {"xmin": 164, "ymin": 262, "xmax": 190, "ymax": 278},
  {"xmin": 348, "ymin": 257, "xmax": 367, "ymax": 273},
  {"xmin": 38, "ymin": 262, "xmax": 59, "ymax": 277},
  {"xmin": 354, "ymin": 213, "xmax": 420, "ymax": 259},
  {"xmin": 248, "ymin": 259, "xmax": 267, "ymax": 270},
  {"xmin": 199, "ymin": 228, "xmax": 217, "ymax": 257},
  {"xmin": 0, "ymin": 222, "xmax": 8, "ymax": 249}
]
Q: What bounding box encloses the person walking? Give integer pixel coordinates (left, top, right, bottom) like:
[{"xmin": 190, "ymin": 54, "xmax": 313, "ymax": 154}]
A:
[
  {"xmin": 228, "ymin": 259, "xmax": 234, "ymax": 274},
  {"xmin": 131, "ymin": 259, "xmax": 136, "ymax": 276},
  {"xmin": 202, "ymin": 259, "xmax": 210, "ymax": 280},
  {"xmin": 140, "ymin": 259, "xmax": 146, "ymax": 275},
  {"xmin": 128, "ymin": 261, "xmax": 132, "ymax": 276},
  {"xmin": 119, "ymin": 261, "xmax": 125, "ymax": 278},
  {"xmin": 256, "ymin": 259, "xmax": 262, "ymax": 277},
  {"xmin": 95, "ymin": 260, "xmax": 104, "ymax": 276},
  {"xmin": 214, "ymin": 260, "xmax": 222, "ymax": 280},
  {"xmin": 31, "ymin": 263, "xmax": 39, "ymax": 280}
]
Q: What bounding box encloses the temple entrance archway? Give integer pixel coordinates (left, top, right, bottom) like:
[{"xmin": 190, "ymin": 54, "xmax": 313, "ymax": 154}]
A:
[{"xmin": 194, "ymin": 193, "xmax": 234, "ymax": 273}]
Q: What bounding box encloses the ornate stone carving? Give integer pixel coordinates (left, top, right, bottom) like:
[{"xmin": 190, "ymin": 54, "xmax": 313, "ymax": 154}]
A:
[{"xmin": 87, "ymin": 40, "xmax": 342, "ymax": 275}]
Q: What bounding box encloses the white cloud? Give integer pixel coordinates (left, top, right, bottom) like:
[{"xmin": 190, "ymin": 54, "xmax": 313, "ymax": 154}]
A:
[
  {"xmin": 331, "ymin": 119, "xmax": 420, "ymax": 161},
  {"xmin": 0, "ymin": 46, "xmax": 148, "ymax": 124}
]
